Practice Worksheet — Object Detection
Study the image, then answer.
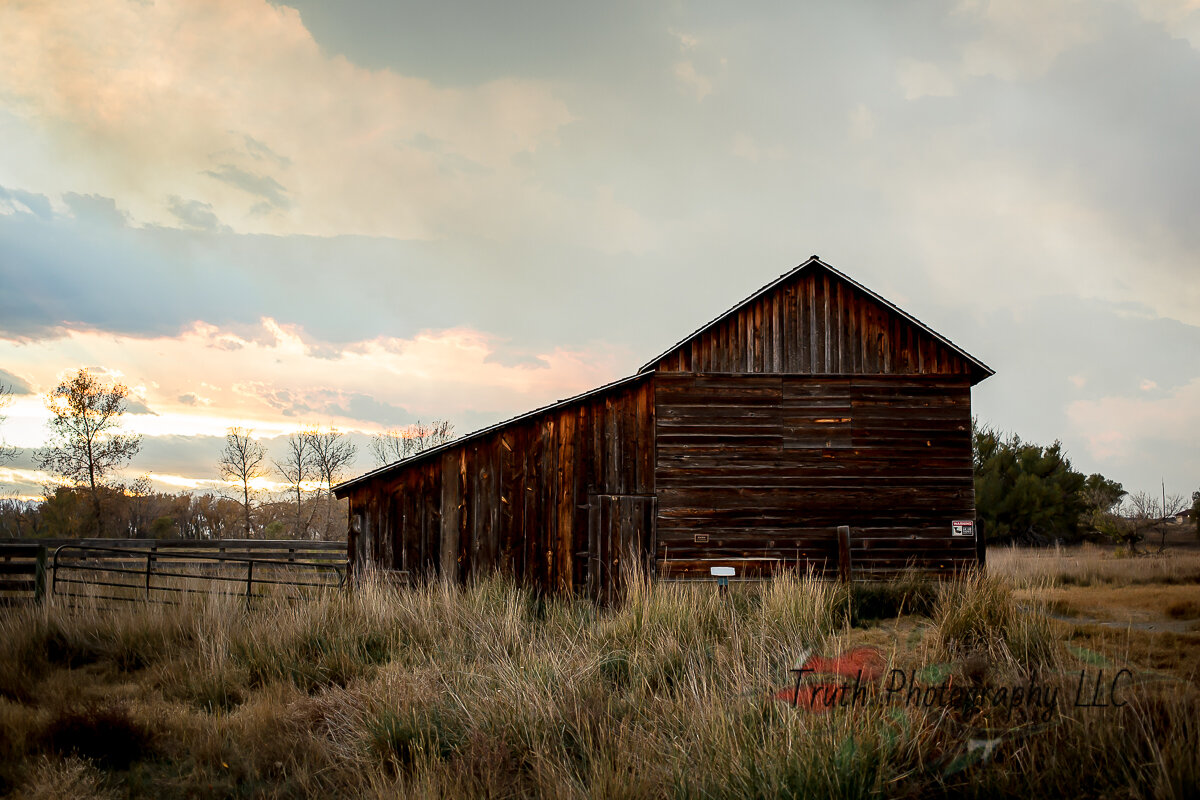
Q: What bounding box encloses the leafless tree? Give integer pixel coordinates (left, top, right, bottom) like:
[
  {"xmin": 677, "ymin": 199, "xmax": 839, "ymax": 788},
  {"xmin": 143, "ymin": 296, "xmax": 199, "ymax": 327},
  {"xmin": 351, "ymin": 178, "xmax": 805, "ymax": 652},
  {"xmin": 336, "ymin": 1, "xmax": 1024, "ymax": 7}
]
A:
[
  {"xmin": 218, "ymin": 427, "xmax": 268, "ymax": 538},
  {"xmin": 1125, "ymin": 489, "xmax": 1189, "ymax": 552},
  {"xmin": 307, "ymin": 425, "xmax": 357, "ymax": 539},
  {"xmin": 35, "ymin": 368, "xmax": 141, "ymax": 535},
  {"xmin": 275, "ymin": 431, "xmax": 315, "ymax": 538},
  {"xmin": 0, "ymin": 382, "xmax": 17, "ymax": 465},
  {"xmin": 369, "ymin": 419, "xmax": 454, "ymax": 466}
]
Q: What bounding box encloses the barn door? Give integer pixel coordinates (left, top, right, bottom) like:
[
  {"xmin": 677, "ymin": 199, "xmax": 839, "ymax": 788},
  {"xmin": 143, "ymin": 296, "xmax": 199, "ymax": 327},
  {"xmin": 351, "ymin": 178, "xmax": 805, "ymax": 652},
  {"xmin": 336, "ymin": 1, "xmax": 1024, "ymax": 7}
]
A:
[{"xmin": 587, "ymin": 494, "xmax": 656, "ymax": 603}]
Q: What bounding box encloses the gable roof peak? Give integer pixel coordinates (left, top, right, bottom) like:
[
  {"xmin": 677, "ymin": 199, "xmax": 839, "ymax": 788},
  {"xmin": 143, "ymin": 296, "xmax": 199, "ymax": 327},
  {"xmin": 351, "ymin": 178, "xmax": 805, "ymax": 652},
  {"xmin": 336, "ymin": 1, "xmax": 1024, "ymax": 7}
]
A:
[{"xmin": 638, "ymin": 255, "xmax": 994, "ymax": 382}]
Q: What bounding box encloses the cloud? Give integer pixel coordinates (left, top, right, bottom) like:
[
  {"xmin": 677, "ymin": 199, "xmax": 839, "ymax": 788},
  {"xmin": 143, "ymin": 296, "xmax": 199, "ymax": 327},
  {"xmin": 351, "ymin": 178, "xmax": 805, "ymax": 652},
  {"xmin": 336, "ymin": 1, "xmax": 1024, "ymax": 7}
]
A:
[
  {"xmin": 0, "ymin": 368, "xmax": 34, "ymax": 394},
  {"xmin": 125, "ymin": 396, "xmax": 157, "ymax": 416},
  {"xmin": 0, "ymin": 0, "xmax": 574, "ymax": 239},
  {"xmin": 1130, "ymin": 0, "xmax": 1200, "ymax": 48},
  {"xmin": 167, "ymin": 197, "xmax": 221, "ymax": 231},
  {"xmin": 203, "ymin": 165, "xmax": 290, "ymax": 210},
  {"xmin": 0, "ymin": 185, "xmax": 52, "ymax": 219},
  {"xmin": 63, "ymin": 193, "xmax": 127, "ymax": 226},
  {"xmin": 731, "ymin": 133, "xmax": 788, "ymax": 163},
  {"xmin": 1068, "ymin": 377, "xmax": 1200, "ymax": 467},
  {"xmin": 177, "ymin": 393, "xmax": 209, "ymax": 406},
  {"xmin": 0, "ymin": 317, "xmax": 632, "ymax": 447},
  {"xmin": 897, "ymin": 60, "xmax": 956, "ymax": 99},
  {"xmin": 956, "ymin": 0, "xmax": 1101, "ymax": 80},
  {"xmin": 673, "ymin": 60, "xmax": 713, "ymax": 100},
  {"xmin": 848, "ymin": 104, "xmax": 876, "ymax": 140}
]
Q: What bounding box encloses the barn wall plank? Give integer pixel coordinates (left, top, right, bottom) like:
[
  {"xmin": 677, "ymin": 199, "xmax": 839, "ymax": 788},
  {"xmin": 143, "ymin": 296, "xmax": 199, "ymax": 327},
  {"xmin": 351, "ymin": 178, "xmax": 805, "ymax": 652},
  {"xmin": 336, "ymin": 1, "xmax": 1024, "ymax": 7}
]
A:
[{"xmin": 654, "ymin": 373, "xmax": 976, "ymax": 577}]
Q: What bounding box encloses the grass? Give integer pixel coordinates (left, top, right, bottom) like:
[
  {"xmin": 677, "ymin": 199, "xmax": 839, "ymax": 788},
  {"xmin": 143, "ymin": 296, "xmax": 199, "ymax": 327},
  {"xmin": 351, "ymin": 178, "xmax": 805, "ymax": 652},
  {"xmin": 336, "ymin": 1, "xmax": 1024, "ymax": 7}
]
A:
[
  {"xmin": 0, "ymin": 564, "xmax": 1196, "ymax": 798},
  {"xmin": 989, "ymin": 539, "xmax": 1200, "ymax": 588}
]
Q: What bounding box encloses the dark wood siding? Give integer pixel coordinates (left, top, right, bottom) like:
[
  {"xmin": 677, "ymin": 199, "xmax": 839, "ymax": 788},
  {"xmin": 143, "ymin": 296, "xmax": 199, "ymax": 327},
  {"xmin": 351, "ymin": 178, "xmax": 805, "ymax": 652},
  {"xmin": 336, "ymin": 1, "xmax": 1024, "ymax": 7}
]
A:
[
  {"xmin": 344, "ymin": 378, "xmax": 655, "ymax": 595},
  {"xmin": 341, "ymin": 260, "xmax": 989, "ymax": 592},
  {"xmin": 653, "ymin": 268, "xmax": 977, "ymax": 379},
  {"xmin": 654, "ymin": 373, "xmax": 976, "ymax": 578}
]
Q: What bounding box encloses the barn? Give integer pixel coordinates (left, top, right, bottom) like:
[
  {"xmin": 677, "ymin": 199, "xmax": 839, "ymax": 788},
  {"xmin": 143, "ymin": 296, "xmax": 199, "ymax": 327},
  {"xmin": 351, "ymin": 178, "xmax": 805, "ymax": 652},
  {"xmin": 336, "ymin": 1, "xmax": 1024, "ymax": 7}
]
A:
[{"xmin": 333, "ymin": 256, "xmax": 993, "ymax": 597}]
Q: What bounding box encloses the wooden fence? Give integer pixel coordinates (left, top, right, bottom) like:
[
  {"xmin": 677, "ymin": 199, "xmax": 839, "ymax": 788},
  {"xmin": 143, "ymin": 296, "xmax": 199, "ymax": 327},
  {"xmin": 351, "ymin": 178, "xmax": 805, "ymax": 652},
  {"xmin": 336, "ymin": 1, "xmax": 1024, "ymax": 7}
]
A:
[{"xmin": 0, "ymin": 538, "xmax": 348, "ymax": 606}]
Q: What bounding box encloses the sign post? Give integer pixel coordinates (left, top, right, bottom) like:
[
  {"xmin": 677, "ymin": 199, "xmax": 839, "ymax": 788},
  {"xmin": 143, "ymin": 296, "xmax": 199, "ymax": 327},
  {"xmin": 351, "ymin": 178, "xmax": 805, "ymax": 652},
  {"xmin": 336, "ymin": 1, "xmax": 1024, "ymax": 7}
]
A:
[{"xmin": 710, "ymin": 566, "xmax": 735, "ymax": 595}]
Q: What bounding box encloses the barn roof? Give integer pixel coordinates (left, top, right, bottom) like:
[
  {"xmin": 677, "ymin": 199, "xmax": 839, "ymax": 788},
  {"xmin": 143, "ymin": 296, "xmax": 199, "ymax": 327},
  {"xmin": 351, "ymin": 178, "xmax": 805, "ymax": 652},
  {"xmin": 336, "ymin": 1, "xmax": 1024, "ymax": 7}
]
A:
[
  {"xmin": 638, "ymin": 255, "xmax": 995, "ymax": 382},
  {"xmin": 333, "ymin": 372, "xmax": 650, "ymax": 496},
  {"xmin": 334, "ymin": 255, "xmax": 993, "ymax": 496}
]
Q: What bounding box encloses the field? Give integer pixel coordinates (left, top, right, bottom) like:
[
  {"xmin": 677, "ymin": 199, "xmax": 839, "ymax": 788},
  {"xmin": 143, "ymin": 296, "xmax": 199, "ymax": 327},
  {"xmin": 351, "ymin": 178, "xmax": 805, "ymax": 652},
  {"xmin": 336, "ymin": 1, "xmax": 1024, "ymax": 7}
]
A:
[{"xmin": 0, "ymin": 544, "xmax": 1198, "ymax": 799}]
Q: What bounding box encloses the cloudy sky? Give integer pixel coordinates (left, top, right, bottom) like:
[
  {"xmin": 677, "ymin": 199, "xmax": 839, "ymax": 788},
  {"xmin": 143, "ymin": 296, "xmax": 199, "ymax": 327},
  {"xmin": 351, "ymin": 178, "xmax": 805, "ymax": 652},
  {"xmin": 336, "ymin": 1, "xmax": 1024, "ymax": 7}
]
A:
[{"xmin": 1, "ymin": 0, "xmax": 1198, "ymax": 502}]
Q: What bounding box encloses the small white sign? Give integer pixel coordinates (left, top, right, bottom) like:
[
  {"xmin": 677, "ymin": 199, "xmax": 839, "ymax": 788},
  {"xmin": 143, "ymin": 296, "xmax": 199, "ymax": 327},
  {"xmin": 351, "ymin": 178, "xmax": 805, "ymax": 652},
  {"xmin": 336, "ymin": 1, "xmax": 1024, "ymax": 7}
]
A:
[
  {"xmin": 710, "ymin": 566, "xmax": 736, "ymax": 577},
  {"xmin": 952, "ymin": 520, "xmax": 975, "ymax": 537}
]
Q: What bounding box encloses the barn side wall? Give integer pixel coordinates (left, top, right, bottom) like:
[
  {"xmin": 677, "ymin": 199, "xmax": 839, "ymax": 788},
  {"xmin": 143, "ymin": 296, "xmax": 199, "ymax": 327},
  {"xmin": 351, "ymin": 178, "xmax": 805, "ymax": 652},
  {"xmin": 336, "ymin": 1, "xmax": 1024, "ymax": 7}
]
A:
[
  {"xmin": 345, "ymin": 378, "xmax": 655, "ymax": 594},
  {"xmin": 654, "ymin": 373, "xmax": 977, "ymax": 578},
  {"xmin": 653, "ymin": 268, "xmax": 977, "ymax": 379}
]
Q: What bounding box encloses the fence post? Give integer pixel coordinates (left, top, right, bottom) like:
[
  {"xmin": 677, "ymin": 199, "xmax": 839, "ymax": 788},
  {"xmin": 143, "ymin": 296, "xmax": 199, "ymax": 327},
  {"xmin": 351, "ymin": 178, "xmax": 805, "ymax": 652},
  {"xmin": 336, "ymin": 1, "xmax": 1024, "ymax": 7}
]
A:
[
  {"xmin": 837, "ymin": 526, "xmax": 852, "ymax": 583},
  {"xmin": 34, "ymin": 546, "xmax": 47, "ymax": 605},
  {"xmin": 975, "ymin": 519, "xmax": 987, "ymax": 568},
  {"xmin": 245, "ymin": 559, "xmax": 254, "ymax": 608},
  {"xmin": 144, "ymin": 550, "xmax": 153, "ymax": 600}
]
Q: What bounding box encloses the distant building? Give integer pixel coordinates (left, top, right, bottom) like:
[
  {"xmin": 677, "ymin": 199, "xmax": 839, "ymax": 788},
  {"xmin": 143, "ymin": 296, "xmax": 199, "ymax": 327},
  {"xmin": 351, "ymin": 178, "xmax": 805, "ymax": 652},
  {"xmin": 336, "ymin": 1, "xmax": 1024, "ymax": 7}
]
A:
[
  {"xmin": 334, "ymin": 256, "xmax": 994, "ymax": 596},
  {"xmin": 1176, "ymin": 508, "xmax": 1194, "ymax": 525}
]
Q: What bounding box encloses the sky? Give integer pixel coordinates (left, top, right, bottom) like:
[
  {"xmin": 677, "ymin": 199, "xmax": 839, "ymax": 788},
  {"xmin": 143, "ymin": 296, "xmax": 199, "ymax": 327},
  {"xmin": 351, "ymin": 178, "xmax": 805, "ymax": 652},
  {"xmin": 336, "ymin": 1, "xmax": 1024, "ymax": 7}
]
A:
[{"xmin": 1, "ymin": 0, "xmax": 1198, "ymax": 503}]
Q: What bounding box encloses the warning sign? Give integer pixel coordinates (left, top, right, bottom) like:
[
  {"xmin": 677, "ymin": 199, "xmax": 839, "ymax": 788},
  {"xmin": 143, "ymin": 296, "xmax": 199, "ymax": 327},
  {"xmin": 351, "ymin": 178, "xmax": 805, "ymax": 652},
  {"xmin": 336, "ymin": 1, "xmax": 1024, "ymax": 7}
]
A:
[{"xmin": 952, "ymin": 520, "xmax": 975, "ymax": 537}]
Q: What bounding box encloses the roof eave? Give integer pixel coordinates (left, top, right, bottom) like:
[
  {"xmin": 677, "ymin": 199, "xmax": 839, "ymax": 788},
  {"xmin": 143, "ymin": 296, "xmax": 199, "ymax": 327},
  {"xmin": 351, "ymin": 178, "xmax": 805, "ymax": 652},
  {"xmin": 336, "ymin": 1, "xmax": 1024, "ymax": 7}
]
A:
[{"xmin": 332, "ymin": 371, "xmax": 651, "ymax": 497}]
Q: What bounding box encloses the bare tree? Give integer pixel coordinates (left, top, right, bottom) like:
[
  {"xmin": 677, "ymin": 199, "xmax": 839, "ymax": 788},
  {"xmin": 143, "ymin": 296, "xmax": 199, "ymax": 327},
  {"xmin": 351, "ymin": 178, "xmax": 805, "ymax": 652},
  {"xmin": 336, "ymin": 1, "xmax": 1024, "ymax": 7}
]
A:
[
  {"xmin": 370, "ymin": 419, "xmax": 454, "ymax": 466},
  {"xmin": 219, "ymin": 427, "xmax": 268, "ymax": 538},
  {"xmin": 307, "ymin": 425, "xmax": 357, "ymax": 539},
  {"xmin": 275, "ymin": 431, "xmax": 315, "ymax": 539},
  {"xmin": 1125, "ymin": 489, "xmax": 1189, "ymax": 552},
  {"xmin": 0, "ymin": 382, "xmax": 17, "ymax": 465},
  {"xmin": 35, "ymin": 368, "xmax": 141, "ymax": 536}
]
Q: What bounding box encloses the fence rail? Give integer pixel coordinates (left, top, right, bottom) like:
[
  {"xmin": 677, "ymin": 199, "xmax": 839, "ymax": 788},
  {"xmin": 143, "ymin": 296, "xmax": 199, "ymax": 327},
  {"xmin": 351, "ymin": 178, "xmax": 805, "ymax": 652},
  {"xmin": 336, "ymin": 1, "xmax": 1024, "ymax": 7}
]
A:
[{"xmin": 0, "ymin": 538, "xmax": 347, "ymax": 606}]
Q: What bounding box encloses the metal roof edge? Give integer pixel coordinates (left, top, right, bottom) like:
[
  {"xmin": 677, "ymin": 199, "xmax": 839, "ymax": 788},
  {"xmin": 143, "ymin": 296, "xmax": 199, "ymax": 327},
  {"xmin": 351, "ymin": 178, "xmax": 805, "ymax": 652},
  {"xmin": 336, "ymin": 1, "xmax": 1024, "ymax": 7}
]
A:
[{"xmin": 332, "ymin": 371, "xmax": 651, "ymax": 496}]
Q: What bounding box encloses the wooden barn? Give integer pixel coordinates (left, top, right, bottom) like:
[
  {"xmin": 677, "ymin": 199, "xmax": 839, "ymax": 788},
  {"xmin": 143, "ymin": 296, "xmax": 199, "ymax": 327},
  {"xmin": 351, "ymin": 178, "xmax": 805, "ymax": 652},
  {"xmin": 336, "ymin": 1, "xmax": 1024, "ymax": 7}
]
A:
[{"xmin": 333, "ymin": 256, "xmax": 993, "ymax": 596}]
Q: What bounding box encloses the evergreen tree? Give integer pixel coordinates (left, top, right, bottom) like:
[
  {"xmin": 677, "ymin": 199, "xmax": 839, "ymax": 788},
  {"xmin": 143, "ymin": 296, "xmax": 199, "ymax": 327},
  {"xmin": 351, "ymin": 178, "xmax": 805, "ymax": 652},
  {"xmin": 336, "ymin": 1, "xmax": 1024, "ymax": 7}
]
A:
[{"xmin": 972, "ymin": 421, "xmax": 1088, "ymax": 544}]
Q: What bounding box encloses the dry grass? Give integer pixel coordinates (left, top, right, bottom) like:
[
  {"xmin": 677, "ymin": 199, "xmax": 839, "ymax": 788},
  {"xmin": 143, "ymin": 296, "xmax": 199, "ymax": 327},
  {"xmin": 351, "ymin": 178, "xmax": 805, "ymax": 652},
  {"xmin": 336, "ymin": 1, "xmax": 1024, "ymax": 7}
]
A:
[
  {"xmin": 989, "ymin": 542, "xmax": 1200, "ymax": 587},
  {"xmin": 1032, "ymin": 584, "xmax": 1200, "ymax": 627},
  {"xmin": 0, "ymin": 565, "xmax": 1196, "ymax": 799}
]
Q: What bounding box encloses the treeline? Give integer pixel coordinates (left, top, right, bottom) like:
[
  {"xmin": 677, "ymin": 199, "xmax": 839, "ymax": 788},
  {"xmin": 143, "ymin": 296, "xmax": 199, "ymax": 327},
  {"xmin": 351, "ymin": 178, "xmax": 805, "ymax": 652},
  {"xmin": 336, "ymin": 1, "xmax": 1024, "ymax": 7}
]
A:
[
  {"xmin": 0, "ymin": 368, "xmax": 455, "ymax": 542},
  {"xmin": 0, "ymin": 485, "xmax": 348, "ymax": 541},
  {"xmin": 973, "ymin": 421, "xmax": 1199, "ymax": 549}
]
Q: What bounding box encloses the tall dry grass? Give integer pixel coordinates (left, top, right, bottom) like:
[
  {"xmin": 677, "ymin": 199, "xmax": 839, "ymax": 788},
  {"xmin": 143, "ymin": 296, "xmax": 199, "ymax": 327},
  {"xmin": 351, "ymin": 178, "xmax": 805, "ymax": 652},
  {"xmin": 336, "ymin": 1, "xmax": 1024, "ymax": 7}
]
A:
[{"xmin": 0, "ymin": 566, "xmax": 1195, "ymax": 799}]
